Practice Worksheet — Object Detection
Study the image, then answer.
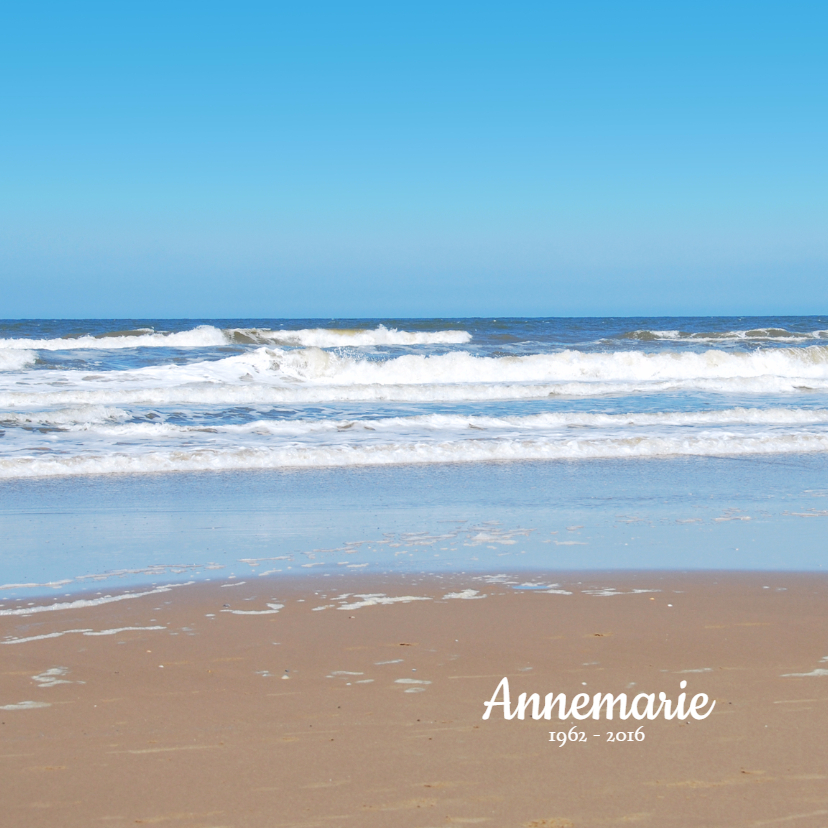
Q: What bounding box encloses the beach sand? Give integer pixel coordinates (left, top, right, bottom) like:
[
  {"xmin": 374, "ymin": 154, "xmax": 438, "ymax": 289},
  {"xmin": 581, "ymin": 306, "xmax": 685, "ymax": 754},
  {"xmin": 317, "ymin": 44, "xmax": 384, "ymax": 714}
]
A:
[{"xmin": 1, "ymin": 571, "xmax": 827, "ymax": 827}]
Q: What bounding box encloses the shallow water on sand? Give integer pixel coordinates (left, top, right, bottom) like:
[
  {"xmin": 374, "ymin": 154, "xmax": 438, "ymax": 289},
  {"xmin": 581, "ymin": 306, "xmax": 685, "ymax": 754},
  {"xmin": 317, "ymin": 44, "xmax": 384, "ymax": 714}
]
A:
[{"xmin": 2, "ymin": 454, "xmax": 827, "ymax": 600}]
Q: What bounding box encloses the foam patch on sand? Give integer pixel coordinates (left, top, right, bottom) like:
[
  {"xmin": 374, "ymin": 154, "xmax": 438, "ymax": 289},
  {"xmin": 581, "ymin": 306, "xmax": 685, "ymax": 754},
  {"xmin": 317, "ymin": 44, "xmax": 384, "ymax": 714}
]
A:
[
  {"xmin": 0, "ymin": 565, "xmax": 221, "ymax": 596},
  {"xmin": 0, "ymin": 584, "xmax": 190, "ymax": 617},
  {"xmin": 396, "ymin": 678, "xmax": 432, "ymax": 693},
  {"xmin": 783, "ymin": 656, "xmax": 828, "ymax": 677},
  {"xmin": 222, "ymin": 603, "xmax": 284, "ymax": 615},
  {"xmin": 1, "ymin": 626, "xmax": 167, "ymax": 645},
  {"xmin": 783, "ymin": 669, "xmax": 828, "ymax": 678},
  {"xmin": 443, "ymin": 589, "xmax": 486, "ymax": 600},
  {"xmin": 336, "ymin": 594, "xmax": 432, "ymax": 610},
  {"xmin": 582, "ymin": 588, "xmax": 661, "ymax": 597},
  {"xmin": 0, "ymin": 701, "xmax": 51, "ymax": 710},
  {"xmin": 32, "ymin": 667, "xmax": 83, "ymax": 687},
  {"xmin": 301, "ymin": 591, "xmax": 435, "ymax": 612}
]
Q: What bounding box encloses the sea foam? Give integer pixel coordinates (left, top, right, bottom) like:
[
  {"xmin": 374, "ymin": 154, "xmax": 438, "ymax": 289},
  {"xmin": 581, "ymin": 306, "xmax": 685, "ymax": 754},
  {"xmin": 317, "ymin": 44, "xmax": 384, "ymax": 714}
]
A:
[
  {"xmin": 3, "ymin": 319, "xmax": 828, "ymax": 479},
  {"xmin": 0, "ymin": 324, "xmax": 470, "ymax": 352},
  {"xmin": 2, "ymin": 346, "xmax": 828, "ymax": 410},
  {"xmin": 3, "ymin": 430, "xmax": 828, "ymax": 477}
]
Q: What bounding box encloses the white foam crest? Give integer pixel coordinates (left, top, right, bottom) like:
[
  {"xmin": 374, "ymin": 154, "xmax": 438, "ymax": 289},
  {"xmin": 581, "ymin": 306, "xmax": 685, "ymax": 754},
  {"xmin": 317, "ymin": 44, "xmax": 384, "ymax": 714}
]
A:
[
  {"xmin": 66, "ymin": 407, "xmax": 828, "ymax": 437},
  {"xmin": 0, "ymin": 325, "xmax": 228, "ymax": 351},
  {"xmin": 3, "ymin": 431, "xmax": 828, "ymax": 477},
  {"xmin": 0, "ymin": 405, "xmax": 129, "ymax": 427},
  {"xmin": 0, "ymin": 324, "xmax": 470, "ymax": 353},
  {"xmin": 624, "ymin": 328, "xmax": 828, "ymax": 343},
  {"xmin": 271, "ymin": 345, "xmax": 828, "ymax": 385},
  {"xmin": 0, "ymin": 349, "xmax": 37, "ymax": 371},
  {"xmin": 4, "ymin": 345, "xmax": 828, "ymax": 408},
  {"xmin": 11, "ymin": 408, "xmax": 827, "ymax": 461},
  {"xmin": 243, "ymin": 324, "xmax": 471, "ymax": 347},
  {"xmin": 2, "ymin": 375, "xmax": 828, "ymax": 409},
  {"xmin": 144, "ymin": 343, "xmax": 828, "ymax": 386}
]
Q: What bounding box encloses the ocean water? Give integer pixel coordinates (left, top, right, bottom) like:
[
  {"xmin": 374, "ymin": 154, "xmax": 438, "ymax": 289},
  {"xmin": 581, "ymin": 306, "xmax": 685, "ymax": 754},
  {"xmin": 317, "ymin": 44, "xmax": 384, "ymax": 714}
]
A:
[
  {"xmin": 3, "ymin": 316, "xmax": 828, "ymax": 475},
  {"xmin": 2, "ymin": 317, "xmax": 827, "ymax": 598}
]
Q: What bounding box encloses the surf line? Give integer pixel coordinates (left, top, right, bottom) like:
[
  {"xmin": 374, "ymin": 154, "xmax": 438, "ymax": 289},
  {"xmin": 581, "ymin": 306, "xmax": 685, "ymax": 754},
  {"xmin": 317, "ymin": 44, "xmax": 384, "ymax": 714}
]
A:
[{"xmin": 482, "ymin": 677, "xmax": 715, "ymax": 721}]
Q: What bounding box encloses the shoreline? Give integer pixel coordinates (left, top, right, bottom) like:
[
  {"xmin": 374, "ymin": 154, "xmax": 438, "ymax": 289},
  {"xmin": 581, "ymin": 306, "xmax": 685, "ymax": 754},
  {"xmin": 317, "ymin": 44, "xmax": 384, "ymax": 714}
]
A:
[
  {"xmin": 4, "ymin": 566, "xmax": 828, "ymax": 609},
  {"xmin": 2, "ymin": 571, "xmax": 828, "ymax": 826}
]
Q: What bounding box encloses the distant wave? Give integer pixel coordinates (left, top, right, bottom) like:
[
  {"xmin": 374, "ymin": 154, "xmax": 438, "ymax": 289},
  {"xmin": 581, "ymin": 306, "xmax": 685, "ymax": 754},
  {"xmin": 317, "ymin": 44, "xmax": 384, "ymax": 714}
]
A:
[
  {"xmin": 0, "ymin": 324, "xmax": 471, "ymax": 352},
  {"xmin": 620, "ymin": 328, "xmax": 828, "ymax": 344},
  {"xmin": 237, "ymin": 324, "xmax": 471, "ymax": 347},
  {"xmin": 0, "ymin": 326, "xmax": 228, "ymax": 351},
  {"xmin": 3, "ymin": 430, "xmax": 828, "ymax": 478}
]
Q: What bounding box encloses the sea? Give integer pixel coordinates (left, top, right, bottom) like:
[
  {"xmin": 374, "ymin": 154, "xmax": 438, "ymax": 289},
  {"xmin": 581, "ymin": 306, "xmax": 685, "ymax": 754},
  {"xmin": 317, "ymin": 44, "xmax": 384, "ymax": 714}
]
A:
[{"xmin": 2, "ymin": 317, "xmax": 828, "ymax": 601}]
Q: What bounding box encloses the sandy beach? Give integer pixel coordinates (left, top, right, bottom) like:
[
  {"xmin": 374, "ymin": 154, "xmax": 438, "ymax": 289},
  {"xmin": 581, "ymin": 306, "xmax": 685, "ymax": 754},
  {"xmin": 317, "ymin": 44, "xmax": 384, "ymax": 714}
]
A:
[{"xmin": 2, "ymin": 571, "xmax": 827, "ymax": 827}]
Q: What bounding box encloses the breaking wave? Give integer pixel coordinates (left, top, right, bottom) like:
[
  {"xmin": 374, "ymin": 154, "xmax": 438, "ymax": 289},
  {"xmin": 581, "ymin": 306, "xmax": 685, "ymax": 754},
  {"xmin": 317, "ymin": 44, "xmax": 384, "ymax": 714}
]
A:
[
  {"xmin": 257, "ymin": 344, "xmax": 828, "ymax": 385},
  {"xmin": 0, "ymin": 350, "xmax": 37, "ymax": 371},
  {"xmin": 3, "ymin": 318, "xmax": 828, "ymax": 480},
  {"xmin": 2, "ymin": 346, "xmax": 828, "ymax": 408},
  {"xmin": 3, "ymin": 431, "xmax": 828, "ymax": 478},
  {"xmin": 9, "ymin": 407, "xmax": 828, "ymax": 434},
  {"xmin": 0, "ymin": 405, "xmax": 129, "ymax": 427},
  {"xmin": 0, "ymin": 324, "xmax": 470, "ymax": 352},
  {"xmin": 242, "ymin": 325, "xmax": 471, "ymax": 347},
  {"xmin": 621, "ymin": 328, "xmax": 828, "ymax": 344}
]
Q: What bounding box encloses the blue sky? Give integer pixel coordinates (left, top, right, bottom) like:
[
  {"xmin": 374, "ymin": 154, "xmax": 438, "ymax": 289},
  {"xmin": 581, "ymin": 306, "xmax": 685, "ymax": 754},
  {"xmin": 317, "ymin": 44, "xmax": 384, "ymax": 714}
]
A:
[{"xmin": 1, "ymin": 1, "xmax": 826, "ymax": 318}]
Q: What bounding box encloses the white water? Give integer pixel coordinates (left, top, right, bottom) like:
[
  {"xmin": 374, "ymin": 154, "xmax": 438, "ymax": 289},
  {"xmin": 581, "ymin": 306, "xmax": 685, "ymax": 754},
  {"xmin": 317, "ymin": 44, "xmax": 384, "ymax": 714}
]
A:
[
  {"xmin": 0, "ymin": 350, "xmax": 37, "ymax": 371},
  {"xmin": 2, "ymin": 319, "xmax": 828, "ymax": 478},
  {"xmin": 3, "ymin": 429, "xmax": 828, "ymax": 478},
  {"xmin": 3, "ymin": 346, "xmax": 828, "ymax": 411},
  {"xmin": 0, "ymin": 324, "xmax": 469, "ymax": 351},
  {"xmin": 625, "ymin": 327, "xmax": 828, "ymax": 344}
]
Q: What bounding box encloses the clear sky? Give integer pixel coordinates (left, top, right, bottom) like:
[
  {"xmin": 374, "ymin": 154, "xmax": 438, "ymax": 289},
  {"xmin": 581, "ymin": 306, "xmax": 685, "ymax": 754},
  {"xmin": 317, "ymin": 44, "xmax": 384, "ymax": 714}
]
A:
[{"xmin": 1, "ymin": 1, "xmax": 826, "ymax": 318}]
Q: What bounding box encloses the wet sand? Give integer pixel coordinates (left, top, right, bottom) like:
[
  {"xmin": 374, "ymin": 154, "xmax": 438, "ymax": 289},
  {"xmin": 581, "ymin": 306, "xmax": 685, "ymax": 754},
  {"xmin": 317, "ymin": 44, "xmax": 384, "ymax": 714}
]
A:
[{"xmin": 2, "ymin": 571, "xmax": 828, "ymax": 827}]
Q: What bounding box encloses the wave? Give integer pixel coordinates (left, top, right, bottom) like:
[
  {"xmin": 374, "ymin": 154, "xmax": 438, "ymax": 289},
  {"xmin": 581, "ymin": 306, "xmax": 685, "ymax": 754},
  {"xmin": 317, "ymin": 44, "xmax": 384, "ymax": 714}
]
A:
[
  {"xmin": 2, "ymin": 377, "xmax": 827, "ymax": 409},
  {"xmin": 259, "ymin": 344, "xmax": 828, "ymax": 385},
  {"xmin": 3, "ymin": 431, "xmax": 828, "ymax": 478},
  {"xmin": 6, "ymin": 344, "xmax": 828, "ymax": 405},
  {"xmin": 0, "ymin": 405, "xmax": 128, "ymax": 427},
  {"xmin": 0, "ymin": 325, "xmax": 229, "ymax": 351},
  {"xmin": 621, "ymin": 328, "xmax": 828, "ymax": 344},
  {"xmin": 71, "ymin": 342, "xmax": 828, "ymax": 385},
  {"xmin": 13, "ymin": 407, "xmax": 828, "ymax": 435},
  {"xmin": 0, "ymin": 350, "xmax": 37, "ymax": 371},
  {"xmin": 234, "ymin": 324, "xmax": 471, "ymax": 347},
  {"xmin": 0, "ymin": 324, "xmax": 471, "ymax": 352},
  {"xmin": 3, "ymin": 377, "xmax": 828, "ymax": 410},
  {"xmin": 5, "ymin": 406, "xmax": 828, "ymax": 478}
]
